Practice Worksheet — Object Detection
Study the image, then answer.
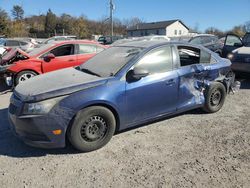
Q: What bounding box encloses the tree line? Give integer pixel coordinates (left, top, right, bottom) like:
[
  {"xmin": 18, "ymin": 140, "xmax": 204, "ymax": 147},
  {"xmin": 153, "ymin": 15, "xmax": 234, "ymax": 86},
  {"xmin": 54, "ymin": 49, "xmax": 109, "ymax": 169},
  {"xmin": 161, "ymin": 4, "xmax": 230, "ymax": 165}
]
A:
[{"xmin": 0, "ymin": 5, "xmax": 249, "ymax": 39}]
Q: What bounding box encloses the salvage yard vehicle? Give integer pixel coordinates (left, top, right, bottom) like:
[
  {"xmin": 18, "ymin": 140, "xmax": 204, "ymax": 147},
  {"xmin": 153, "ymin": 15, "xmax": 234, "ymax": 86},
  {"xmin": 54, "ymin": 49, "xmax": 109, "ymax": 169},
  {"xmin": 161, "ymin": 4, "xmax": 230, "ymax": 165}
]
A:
[
  {"xmin": 222, "ymin": 32, "xmax": 250, "ymax": 73},
  {"xmin": 0, "ymin": 38, "xmax": 34, "ymax": 52},
  {"xmin": 3, "ymin": 40, "xmax": 107, "ymax": 85},
  {"xmin": 9, "ymin": 41, "xmax": 235, "ymax": 152},
  {"xmin": 188, "ymin": 34, "xmax": 223, "ymax": 56}
]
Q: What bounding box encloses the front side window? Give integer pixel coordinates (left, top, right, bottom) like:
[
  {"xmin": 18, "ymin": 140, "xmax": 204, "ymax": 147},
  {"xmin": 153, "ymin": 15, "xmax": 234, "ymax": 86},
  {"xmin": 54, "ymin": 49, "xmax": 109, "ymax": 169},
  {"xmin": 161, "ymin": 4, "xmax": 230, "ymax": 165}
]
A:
[
  {"xmin": 178, "ymin": 46, "xmax": 211, "ymax": 66},
  {"xmin": 134, "ymin": 46, "xmax": 173, "ymax": 74},
  {"xmin": 50, "ymin": 44, "xmax": 75, "ymax": 57},
  {"xmin": 225, "ymin": 35, "xmax": 242, "ymax": 46}
]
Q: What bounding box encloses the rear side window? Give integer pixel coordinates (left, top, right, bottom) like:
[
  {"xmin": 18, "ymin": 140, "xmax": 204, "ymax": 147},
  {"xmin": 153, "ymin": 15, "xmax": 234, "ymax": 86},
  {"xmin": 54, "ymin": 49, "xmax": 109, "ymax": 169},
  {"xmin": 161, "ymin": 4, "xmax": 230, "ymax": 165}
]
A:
[
  {"xmin": 50, "ymin": 44, "xmax": 75, "ymax": 57},
  {"xmin": 178, "ymin": 46, "xmax": 211, "ymax": 66},
  {"xmin": 135, "ymin": 46, "xmax": 173, "ymax": 74},
  {"xmin": 78, "ymin": 44, "xmax": 96, "ymax": 54}
]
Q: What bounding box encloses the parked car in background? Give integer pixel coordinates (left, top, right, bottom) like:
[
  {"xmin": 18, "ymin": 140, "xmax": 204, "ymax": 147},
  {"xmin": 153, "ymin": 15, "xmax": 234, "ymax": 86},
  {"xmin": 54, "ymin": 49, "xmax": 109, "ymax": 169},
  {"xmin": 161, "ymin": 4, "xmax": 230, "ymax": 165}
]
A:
[
  {"xmin": 188, "ymin": 34, "xmax": 223, "ymax": 55},
  {"xmin": 112, "ymin": 35, "xmax": 170, "ymax": 45},
  {"xmin": 40, "ymin": 35, "xmax": 77, "ymax": 45},
  {"xmin": 8, "ymin": 40, "xmax": 235, "ymax": 152},
  {"xmin": 0, "ymin": 38, "xmax": 34, "ymax": 52},
  {"xmin": 98, "ymin": 35, "xmax": 123, "ymax": 45},
  {"xmin": 4, "ymin": 40, "xmax": 107, "ymax": 85},
  {"xmin": 222, "ymin": 32, "xmax": 250, "ymax": 73}
]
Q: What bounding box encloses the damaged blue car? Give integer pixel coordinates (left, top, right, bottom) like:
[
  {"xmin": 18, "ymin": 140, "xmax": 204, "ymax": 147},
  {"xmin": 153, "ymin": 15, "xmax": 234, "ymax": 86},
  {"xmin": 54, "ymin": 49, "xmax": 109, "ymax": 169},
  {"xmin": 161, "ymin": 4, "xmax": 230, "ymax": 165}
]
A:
[{"xmin": 8, "ymin": 41, "xmax": 235, "ymax": 152}]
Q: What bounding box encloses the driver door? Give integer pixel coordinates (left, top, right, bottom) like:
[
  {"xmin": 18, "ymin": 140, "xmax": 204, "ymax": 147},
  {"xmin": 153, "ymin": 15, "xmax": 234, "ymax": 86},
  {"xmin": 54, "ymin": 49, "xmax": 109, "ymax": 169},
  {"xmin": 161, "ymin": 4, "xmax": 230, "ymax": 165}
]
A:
[
  {"xmin": 41, "ymin": 44, "xmax": 77, "ymax": 73},
  {"xmin": 222, "ymin": 34, "xmax": 243, "ymax": 58},
  {"xmin": 125, "ymin": 46, "xmax": 179, "ymax": 126}
]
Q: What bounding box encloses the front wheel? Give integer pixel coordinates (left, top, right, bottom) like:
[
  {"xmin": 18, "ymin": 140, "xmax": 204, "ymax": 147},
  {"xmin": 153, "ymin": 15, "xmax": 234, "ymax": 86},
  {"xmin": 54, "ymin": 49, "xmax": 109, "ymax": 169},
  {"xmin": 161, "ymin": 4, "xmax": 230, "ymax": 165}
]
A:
[
  {"xmin": 202, "ymin": 82, "xmax": 226, "ymax": 113},
  {"xmin": 15, "ymin": 70, "xmax": 37, "ymax": 85},
  {"xmin": 68, "ymin": 106, "xmax": 116, "ymax": 152}
]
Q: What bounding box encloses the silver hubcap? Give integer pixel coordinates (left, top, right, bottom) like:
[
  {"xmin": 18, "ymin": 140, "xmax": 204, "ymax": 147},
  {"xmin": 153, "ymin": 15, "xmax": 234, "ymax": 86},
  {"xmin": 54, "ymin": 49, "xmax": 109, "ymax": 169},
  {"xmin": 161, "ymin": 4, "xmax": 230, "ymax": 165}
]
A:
[{"xmin": 19, "ymin": 73, "xmax": 35, "ymax": 83}]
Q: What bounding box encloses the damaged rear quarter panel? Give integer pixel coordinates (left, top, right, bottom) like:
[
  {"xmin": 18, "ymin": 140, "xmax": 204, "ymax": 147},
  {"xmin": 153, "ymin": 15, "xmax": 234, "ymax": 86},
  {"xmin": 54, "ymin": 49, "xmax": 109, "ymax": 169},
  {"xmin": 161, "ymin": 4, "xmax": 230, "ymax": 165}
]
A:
[{"xmin": 176, "ymin": 57, "xmax": 232, "ymax": 111}]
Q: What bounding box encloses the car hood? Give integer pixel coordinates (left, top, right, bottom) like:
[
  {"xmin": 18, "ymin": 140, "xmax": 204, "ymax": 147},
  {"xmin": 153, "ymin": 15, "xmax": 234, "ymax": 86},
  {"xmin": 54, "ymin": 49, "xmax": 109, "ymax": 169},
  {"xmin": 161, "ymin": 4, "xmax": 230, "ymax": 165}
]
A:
[
  {"xmin": 14, "ymin": 67, "xmax": 108, "ymax": 102},
  {"xmin": 233, "ymin": 46, "xmax": 250, "ymax": 55},
  {"xmin": 0, "ymin": 48, "xmax": 30, "ymax": 65}
]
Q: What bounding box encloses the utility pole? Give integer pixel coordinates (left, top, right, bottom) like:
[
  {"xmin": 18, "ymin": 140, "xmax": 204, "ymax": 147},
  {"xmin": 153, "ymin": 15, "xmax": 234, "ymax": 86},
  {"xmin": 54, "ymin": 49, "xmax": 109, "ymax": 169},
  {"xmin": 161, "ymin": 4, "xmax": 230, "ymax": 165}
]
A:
[{"xmin": 110, "ymin": 0, "xmax": 114, "ymax": 37}]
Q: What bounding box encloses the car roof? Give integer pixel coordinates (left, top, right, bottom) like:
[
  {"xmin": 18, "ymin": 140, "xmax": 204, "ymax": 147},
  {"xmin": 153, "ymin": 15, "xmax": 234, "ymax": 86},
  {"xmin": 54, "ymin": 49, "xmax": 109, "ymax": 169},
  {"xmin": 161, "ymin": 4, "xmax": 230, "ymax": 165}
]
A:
[
  {"xmin": 113, "ymin": 40, "xmax": 202, "ymax": 49},
  {"xmin": 51, "ymin": 40, "xmax": 105, "ymax": 46}
]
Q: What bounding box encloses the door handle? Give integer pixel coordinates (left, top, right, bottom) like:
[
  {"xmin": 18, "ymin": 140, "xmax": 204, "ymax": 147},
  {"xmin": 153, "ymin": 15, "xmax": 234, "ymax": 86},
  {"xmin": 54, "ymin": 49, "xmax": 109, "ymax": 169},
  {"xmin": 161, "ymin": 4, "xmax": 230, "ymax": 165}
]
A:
[
  {"xmin": 165, "ymin": 79, "xmax": 175, "ymax": 86},
  {"xmin": 68, "ymin": 59, "xmax": 74, "ymax": 62}
]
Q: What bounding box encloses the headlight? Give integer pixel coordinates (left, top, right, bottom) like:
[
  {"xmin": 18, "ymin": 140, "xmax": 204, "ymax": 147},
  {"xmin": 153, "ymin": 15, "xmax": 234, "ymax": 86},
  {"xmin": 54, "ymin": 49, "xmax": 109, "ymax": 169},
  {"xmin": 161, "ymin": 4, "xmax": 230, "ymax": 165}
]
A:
[
  {"xmin": 23, "ymin": 96, "xmax": 67, "ymax": 115},
  {"xmin": 227, "ymin": 53, "xmax": 234, "ymax": 60}
]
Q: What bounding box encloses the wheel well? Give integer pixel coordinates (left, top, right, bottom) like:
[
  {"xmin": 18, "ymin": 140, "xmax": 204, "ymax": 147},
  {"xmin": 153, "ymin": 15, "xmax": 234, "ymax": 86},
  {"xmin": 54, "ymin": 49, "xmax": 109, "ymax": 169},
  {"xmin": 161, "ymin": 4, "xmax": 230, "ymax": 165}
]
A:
[
  {"xmin": 86, "ymin": 104, "xmax": 121, "ymax": 133},
  {"xmin": 16, "ymin": 69, "xmax": 39, "ymax": 76},
  {"xmin": 67, "ymin": 104, "xmax": 121, "ymax": 135}
]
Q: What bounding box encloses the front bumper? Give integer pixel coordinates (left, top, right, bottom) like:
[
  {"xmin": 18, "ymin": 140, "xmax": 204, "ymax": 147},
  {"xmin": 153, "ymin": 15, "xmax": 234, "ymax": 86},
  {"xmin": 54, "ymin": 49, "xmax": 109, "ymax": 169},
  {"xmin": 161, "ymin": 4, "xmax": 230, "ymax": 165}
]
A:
[{"xmin": 8, "ymin": 95, "xmax": 74, "ymax": 149}]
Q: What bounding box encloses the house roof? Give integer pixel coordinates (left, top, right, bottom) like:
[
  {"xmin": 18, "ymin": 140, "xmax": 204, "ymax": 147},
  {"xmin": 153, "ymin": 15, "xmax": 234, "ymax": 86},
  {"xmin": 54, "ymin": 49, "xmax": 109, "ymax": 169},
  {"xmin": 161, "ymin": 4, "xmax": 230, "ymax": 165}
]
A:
[{"xmin": 127, "ymin": 19, "xmax": 189, "ymax": 31}]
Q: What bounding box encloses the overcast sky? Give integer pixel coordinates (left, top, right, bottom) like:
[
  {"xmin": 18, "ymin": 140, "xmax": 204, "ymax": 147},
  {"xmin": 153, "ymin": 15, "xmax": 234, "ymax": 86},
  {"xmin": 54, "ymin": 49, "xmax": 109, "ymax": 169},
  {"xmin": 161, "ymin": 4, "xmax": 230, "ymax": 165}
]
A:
[{"xmin": 1, "ymin": 0, "xmax": 250, "ymax": 31}]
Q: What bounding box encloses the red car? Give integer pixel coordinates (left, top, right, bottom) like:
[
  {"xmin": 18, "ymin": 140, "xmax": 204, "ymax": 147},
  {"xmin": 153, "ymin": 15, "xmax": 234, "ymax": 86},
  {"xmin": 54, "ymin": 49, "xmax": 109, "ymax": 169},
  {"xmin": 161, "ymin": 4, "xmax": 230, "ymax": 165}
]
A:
[{"xmin": 5, "ymin": 40, "xmax": 107, "ymax": 85}]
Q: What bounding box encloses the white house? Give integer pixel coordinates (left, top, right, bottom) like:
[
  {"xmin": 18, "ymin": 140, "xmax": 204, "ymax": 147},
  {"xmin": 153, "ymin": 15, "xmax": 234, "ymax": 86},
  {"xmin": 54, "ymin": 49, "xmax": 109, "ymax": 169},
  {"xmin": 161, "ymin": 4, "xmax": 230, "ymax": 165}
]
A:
[{"xmin": 127, "ymin": 20, "xmax": 189, "ymax": 38}]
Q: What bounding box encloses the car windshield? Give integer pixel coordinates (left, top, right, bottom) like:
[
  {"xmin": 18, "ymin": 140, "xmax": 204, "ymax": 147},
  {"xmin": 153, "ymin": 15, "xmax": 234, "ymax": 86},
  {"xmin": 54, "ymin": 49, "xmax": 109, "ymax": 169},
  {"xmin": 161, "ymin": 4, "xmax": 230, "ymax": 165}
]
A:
[
  {"xmin": 79, "ymin": 46, "xmax": 143, "ymax": 77},
  {"xmin": 28, "ymin": 43, "xmax": 55, "ymax": 56},
  {"xmin": 189, "ymin": 37, "xmax": 202, "ymax": 44}
]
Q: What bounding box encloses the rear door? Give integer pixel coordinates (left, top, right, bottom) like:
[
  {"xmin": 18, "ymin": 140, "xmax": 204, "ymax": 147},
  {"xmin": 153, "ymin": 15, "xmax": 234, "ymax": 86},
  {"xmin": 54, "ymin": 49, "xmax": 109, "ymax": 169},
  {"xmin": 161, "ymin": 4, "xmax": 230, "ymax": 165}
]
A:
[
  {"xmin": 175, "ymin": 45, "xmax": 212, "ymax": 110},
  {"xmin": 222, "ymin": 34, "xmax": 243, "ymax": 58},
  {"xmin": 41, "ymin": 44, "xmax": 77, "ymax": 73},
  {"xmin": 76, "ymin": 44, "xmax": 105, "ymax": 65}
]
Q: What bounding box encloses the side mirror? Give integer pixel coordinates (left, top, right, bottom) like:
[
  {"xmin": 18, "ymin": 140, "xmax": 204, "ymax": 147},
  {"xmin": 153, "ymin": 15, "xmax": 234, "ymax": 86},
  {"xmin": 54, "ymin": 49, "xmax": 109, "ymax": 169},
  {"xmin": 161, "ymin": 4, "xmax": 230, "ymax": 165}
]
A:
[
  {"xmin": 44, "ymin": 53, "xmax": 55, "ymax": 62},
  {"xmin": 126, "ymin": 67, "xmax": 149, "ymax": 82}
]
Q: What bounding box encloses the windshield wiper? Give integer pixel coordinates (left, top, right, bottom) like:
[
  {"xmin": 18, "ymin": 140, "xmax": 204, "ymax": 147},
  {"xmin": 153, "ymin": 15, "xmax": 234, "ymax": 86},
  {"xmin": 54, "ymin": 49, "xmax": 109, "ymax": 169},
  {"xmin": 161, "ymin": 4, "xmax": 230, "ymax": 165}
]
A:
[{"xmin": 81, "ymin": 68, "xmax": 101, "ymax": 77}]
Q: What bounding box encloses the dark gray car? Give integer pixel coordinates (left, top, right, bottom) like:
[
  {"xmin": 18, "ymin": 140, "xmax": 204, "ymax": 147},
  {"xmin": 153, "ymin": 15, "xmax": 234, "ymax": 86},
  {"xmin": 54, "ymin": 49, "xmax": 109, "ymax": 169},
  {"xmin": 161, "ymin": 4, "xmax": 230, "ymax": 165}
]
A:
[
  {"xmin": 222, "ymin": 33, "xmax": 250, "ymax": 73},
  {"xmin": 189, "ymin": 34, "xmax": 223, "ymax": 56}
]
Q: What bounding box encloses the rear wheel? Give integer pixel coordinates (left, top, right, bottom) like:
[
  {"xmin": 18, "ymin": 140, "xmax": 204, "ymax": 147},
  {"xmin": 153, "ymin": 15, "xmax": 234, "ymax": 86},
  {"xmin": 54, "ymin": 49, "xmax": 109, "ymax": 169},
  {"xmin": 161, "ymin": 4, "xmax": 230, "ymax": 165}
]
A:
[
  {"xmin": 202, "ymin": 82, "xmax": 226, "ymax": 113},
  {"xmin": 68, "ymin": 106, "xmax": 116, "ymax": 152},
  {"xmin": 15, "ymin": 70, "xmax": 37, "ymax": 85}
]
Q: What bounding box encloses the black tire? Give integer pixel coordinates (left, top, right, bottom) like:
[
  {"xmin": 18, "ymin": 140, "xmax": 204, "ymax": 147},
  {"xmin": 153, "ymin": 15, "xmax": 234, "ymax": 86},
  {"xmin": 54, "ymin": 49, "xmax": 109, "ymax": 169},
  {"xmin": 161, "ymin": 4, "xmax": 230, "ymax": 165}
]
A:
[
  {"xmin": 15, "ymin": 70, "xmax": 37, "ymax": 85},
  {"xmin": 202, "ymin": 82, "xmax": 226, "ymax": 113},
  {"xmin": 68, "ymin": 106, "xmax": 116, "ymax": 152}
]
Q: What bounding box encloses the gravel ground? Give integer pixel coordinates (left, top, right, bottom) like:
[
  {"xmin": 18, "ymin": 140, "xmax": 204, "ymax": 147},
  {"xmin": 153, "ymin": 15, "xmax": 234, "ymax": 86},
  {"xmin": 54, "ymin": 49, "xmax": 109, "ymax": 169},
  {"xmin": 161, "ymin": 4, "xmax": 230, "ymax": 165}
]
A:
[{"xmin": 0, "ymin": 78, "xmax": 249, "ymax": 188}]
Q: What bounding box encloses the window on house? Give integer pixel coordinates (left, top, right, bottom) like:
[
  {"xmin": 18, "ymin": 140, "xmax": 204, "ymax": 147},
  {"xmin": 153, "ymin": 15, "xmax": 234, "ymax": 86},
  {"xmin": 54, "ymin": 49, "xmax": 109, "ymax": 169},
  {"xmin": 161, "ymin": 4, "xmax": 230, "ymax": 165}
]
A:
[
  {"xmin": 179, "ymin": 30, "xmax": 182, "ymax": 35},
  {"xmin": 174, "ymin": 30, "xmax": 178, "ymax": 35}
]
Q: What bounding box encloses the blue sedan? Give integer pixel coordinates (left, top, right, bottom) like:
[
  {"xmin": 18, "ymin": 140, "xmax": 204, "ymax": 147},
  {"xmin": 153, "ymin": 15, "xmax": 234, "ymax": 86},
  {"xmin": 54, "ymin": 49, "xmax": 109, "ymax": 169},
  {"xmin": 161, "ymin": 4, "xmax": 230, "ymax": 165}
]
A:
[{"xmin": 8, "ymin": 41, "xmax": 235, "ymax": 152}]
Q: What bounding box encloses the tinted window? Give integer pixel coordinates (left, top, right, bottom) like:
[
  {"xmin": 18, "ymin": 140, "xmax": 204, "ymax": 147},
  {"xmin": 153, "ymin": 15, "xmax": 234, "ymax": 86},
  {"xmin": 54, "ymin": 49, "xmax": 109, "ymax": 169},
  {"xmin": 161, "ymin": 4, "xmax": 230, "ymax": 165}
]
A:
[
  {"xmin": 6, "ymin": 40, "xmax": 19, "ymax": 46},
  {"xmin": 135, "ymin": 46, "xmax": 173, "ymax": 74},
  {"xmin": 242, "ymin": 34, "xmax": 250, "ymax": 45},
  {"xmin": 50, "ymin": 44, "xmax": 74, "ymax": 57}
]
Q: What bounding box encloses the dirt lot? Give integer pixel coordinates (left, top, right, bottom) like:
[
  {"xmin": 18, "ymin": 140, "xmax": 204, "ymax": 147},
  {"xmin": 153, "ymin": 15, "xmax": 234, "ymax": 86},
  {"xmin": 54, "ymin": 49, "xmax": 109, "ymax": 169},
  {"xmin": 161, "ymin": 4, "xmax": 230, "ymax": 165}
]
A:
[{"xmin": 0, "ymin": 77, "xmax": 249, "ymax": 188}]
